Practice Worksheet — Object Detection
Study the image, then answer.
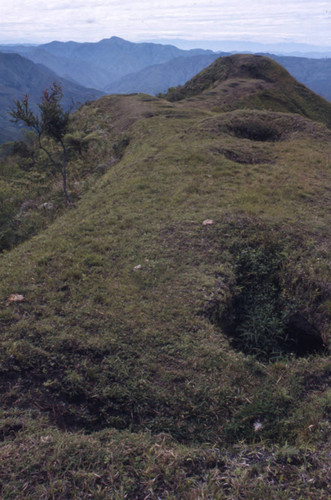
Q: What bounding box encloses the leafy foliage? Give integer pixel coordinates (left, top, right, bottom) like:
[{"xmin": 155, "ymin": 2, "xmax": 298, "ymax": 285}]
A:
[
  {"xmin": 207, "ymin": 237, "xmax": 325, "ymax": 361},
  {"xmin": 230, "ymin": 244, "xmax": 290, "ymax": 359},
  {"xmin": 10, "ymin": 83, "xmax": 73, "ymax": 203},
  {"xmin": 0, "ymin": 186, "xmax": 18, "ymax": 250}
]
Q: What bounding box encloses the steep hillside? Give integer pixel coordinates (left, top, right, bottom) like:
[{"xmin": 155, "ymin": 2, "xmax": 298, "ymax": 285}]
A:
[
  {"xmin": 0, "ymin": 58, "xmax": 330, "ymax": 498},
  {"xmin": 0, "ymin": 52, "xmax": 104, "ymax": 143},
  {"xmin": 164, "ymin": 54, "xmax": 331, "ymax": 129}
]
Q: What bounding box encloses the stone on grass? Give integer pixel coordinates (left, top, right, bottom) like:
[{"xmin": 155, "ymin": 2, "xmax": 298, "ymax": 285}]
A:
[{"xmin": 7, "ymin": 294, "xmax": 25, "ymax": 304}]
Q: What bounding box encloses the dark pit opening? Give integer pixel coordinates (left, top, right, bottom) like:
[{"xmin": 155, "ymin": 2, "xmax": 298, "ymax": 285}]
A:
[
  {"xmin": 204, "ymin": 244, "xmax": 325, "ymax": 361},
  {"xmin": 284, "ymin": 313, "xmax": 325, "ymax": 356},
  {"xmin": 227, "ymin": 121, "xmax": 282, "ymax": 142}
]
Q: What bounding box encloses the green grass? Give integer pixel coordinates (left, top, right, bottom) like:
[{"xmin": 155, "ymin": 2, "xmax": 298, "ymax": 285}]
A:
[
  {"xmin": 0, "ymin": 77, "xmax": 330, "ymax": 498},
  {"xmin": 165, "ymin": 54, "xmax": 331, "ymax": 129},
  {"xmin": 1, "ymin": 413, "xmax": 330, "ymax": 499}
]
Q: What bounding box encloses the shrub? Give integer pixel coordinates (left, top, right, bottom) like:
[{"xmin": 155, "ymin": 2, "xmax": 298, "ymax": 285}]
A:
[{"xmin": 208, "ymin": 241, "xmax": 325, "ymax": 361}]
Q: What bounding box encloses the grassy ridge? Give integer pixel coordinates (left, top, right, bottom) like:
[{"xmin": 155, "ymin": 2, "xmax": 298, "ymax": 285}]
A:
[
  {"xmin": 165, "ymin": 55, "xmax": 331, "ymax": 129},
  {"xmin": 0, "ymin": 58, "xmax": 330, "ymax": 497}
]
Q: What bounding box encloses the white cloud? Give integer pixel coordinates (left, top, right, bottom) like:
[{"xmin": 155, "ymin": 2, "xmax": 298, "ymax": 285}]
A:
[{"xmin": 1, "ymin": 1, "xmax": 330, "ymax": 46}]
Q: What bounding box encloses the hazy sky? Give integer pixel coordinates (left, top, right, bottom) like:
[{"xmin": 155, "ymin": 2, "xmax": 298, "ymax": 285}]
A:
[{"xmin": 1, "ymin": 0, "xmax": 330, "ymax": 46}]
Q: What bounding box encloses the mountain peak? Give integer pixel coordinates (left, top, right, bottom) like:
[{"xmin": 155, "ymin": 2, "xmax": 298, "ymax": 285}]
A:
[
  {"xmin": 164, "ymin": 54, "xmax": 331, "ymax": 129},
  {"xmin": 166, "ymin": 54, "xmax": 292, "ymax": 96},
  {"xmin": 99, "ymin": 36, "xmax": 129, "ymax": 45}
]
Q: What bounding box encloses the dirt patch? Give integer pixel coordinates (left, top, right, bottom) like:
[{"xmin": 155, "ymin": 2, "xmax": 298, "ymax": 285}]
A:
[{"xmin": 213, "ymin": 146, "xmax": 274, "ymax": 164}]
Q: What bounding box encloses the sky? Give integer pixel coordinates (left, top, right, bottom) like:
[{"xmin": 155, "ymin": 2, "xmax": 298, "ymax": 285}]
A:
[{"xmin": 1, "ymin": 0, "xmax": 330, "ymax": 48}]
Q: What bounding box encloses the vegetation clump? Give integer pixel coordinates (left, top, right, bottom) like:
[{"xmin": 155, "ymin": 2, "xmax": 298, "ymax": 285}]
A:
[
  {"xmin": 222, "ymin": 243, "xmax": 324, "ymax": 360},
  {"xmin": 10, "ymin": 83, "xmax": 73, "ymax": 204}
]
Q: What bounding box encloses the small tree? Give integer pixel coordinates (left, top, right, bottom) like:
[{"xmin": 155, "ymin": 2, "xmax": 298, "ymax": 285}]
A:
[{"xmin": 10, "ymin": 83, "xmax": 73, "ymax": 204}]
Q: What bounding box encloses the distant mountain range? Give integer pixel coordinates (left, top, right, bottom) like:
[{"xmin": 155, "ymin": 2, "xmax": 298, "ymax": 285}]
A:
[
  {"xmin": 104, "ymin": 53, "xmax": 224, "ymax": 95},
  {"xmin": 148, "ymin": 38, "xmax": 331, "ymax": 58},
  {"xmin": 0, "ymin": 52, "xmax": 103, "ymax": 143},
  {"xmin": 104, "ymin": 52, "xmax": 331, "ymax": 101},
  {"xmin": 270, "ymin": 55, "xmax": 331, "ymax": 103},
  {"xmin": 0, "ymin": 37, "xmax": 213, "ymax": 90},
  {"xmin": 1, "ymin": 36, "xmax": 330, "ymax": 100},
  {"xmin": 0, "ymin": 36, "xmax": 330, "ymax": 143}
]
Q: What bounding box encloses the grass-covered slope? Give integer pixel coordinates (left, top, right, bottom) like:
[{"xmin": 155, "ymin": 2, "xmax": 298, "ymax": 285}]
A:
[
  {"xmin": 0, "ymin": 62, "xmax": 330, "ymax": 498},
  {"xmin": 165, "ymin": 54, "xmax": 331, "ymax": 129}
]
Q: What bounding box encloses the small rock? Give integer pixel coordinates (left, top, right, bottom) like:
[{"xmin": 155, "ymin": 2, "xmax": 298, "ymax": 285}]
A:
[
  {"xmin": 7, "ymin": 294, "xmax": 25, "ymax": 304},
  {"xmin": 40, "ymin": 435, "xmax": 53, "ymax": 443},
  {"xmin": 133, "ymin": 265, "xmax": 142, "ymax": 271},
  {"xmin": 39, "ymin": 202, "xmax": 54, "ymax": 210},
  {"xmin": 253, "ymin": 421, "xmax": 263, "ymax": 432},
  {"xmin": 95, "ymin": 164, "xmax": 107, "ymax": 174},
  {"xmin": 202, "ymin": 219, "xmax": 214, "ymax": 225}
]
